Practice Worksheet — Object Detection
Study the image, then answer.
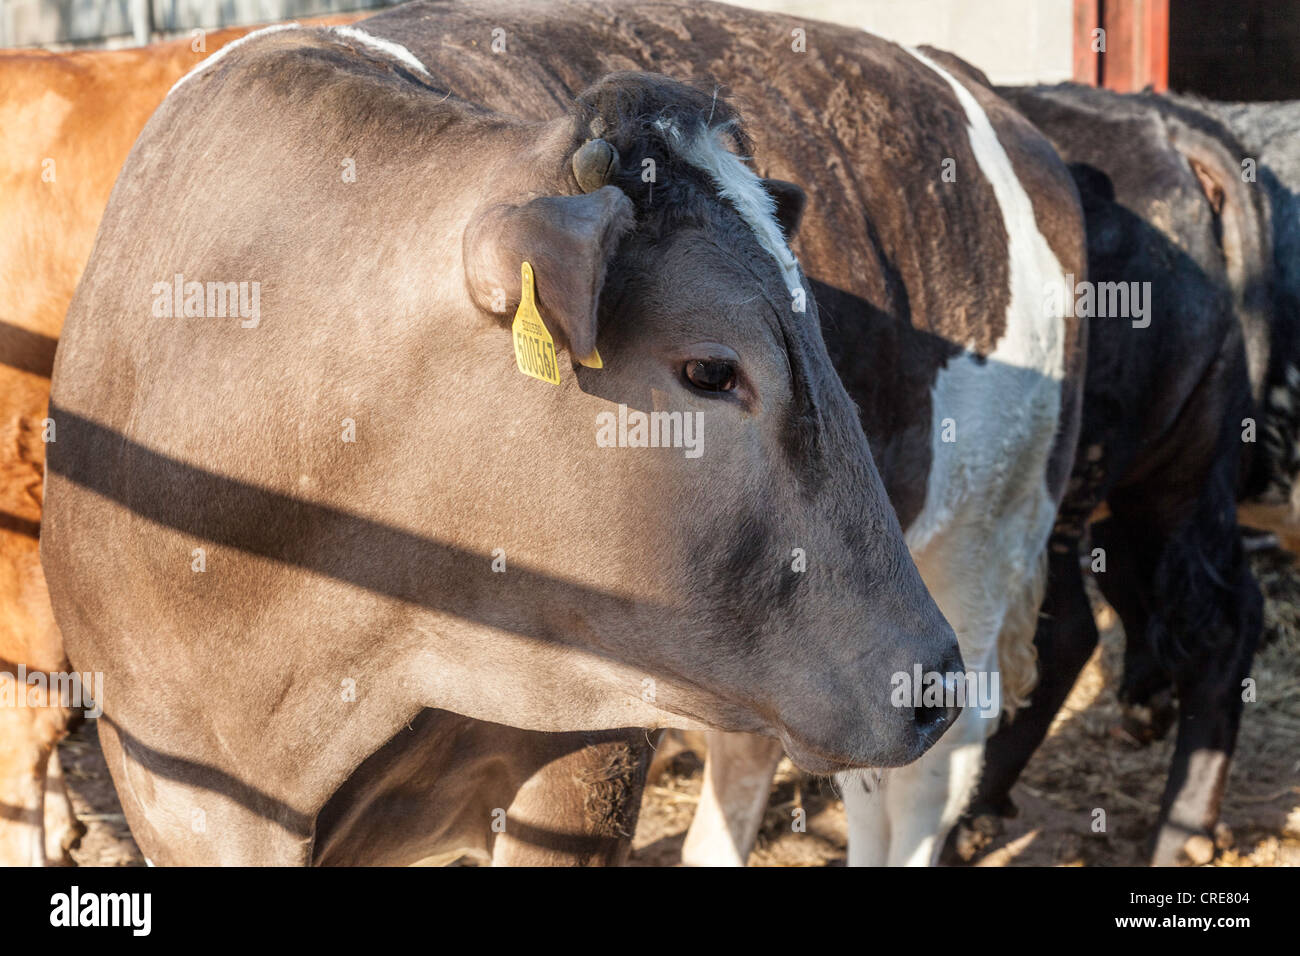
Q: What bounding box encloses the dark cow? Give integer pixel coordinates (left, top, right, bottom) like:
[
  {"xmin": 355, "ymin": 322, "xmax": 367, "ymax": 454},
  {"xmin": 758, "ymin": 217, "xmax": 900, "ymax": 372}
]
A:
[
  {"xmin": 42, "ymin": 7, "xmax": 976, "ymax": 864},
  {"xmin": 963, "ymin": 83, "xmax": 1268, "ymax": 866},
  {"xmin": 1183, "ymin": 97, "xmax": 1300, "ymax": 542}
]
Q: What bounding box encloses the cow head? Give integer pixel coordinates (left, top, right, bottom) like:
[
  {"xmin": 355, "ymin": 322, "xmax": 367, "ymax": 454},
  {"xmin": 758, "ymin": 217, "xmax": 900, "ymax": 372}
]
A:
[{"xmin": 451, "ymin": 73, "xmax": 959, "ymax": 771}]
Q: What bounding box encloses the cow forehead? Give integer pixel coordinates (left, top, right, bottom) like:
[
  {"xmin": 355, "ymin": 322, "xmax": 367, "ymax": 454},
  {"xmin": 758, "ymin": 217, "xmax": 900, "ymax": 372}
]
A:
[
  {"xmin": 612, "ymin": 231, "xmax": 794, "ymax": 348},
  {"xmin": 653, "ymin": 119, "xmax": 804, "ymax": 300}
]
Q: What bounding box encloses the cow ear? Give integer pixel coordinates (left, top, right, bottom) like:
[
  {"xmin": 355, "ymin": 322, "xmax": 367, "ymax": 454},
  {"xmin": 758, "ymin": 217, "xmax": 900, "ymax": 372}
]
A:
[
  {"xmin": 1187, "ymin": 156, "xmax": 1227, "ymax": 216},
  {"xmin": 762, "ymin": 179, "xmax": 806, "ymax": 239},
  {"xmin": 463, "ymin": 186, "xmax": 634, "ymax": 363}
]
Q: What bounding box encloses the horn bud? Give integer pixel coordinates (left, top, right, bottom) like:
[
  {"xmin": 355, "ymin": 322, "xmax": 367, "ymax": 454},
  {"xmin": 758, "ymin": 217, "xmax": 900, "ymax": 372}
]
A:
[{"xmin": 572, "ymin": 139, "xmax": 620, "ymax": 194}]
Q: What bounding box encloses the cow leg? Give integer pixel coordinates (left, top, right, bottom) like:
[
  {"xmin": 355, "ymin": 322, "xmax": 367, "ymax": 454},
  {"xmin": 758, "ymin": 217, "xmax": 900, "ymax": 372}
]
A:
[
  {"xmin": 313, "ymin": 716, "xmax": 653, "ymax": 867},
  {"xmin": 0, "ymin": 524, "xmax": 70, "ymax": 865},
  {"xmin": 1137, "ymin": 515, "xmax": 1260, "ymax": 866},
  {"xmin": 840, "ymin": 770, "xmax": 889, "ymax": 864},
  {"xmin": 0, "ymin": 695, "xmax": 64, "ymax": 866},
  {"xmin": 680, "ymin": 731, "xmax": 785, "ymax": 867},
  {"xmin": 849, "ymin": 649, "xmax": 990, "ymax": 865},
  {"xmin": 95, "ymin": 715, "xmax": 316, "ymax": 866},
  {"xmin": 846, "ymin": 532, "xmax": 1049, "ymax": 866},
  {"xmin": 1152, "ymin": 651, "xmax": 1254, "ymax": 866},
  {"xmin": 1091, "ymin": 522, "xmax": 1178, "ymax": 745},
  {"xmin": 872, "ymin": 697, "xmax": 991, "ymax": 865},
  {"xmin": 43, "ymin": 748, "xmax": 81, "ymax": 864},
  {"xmin": 1107, "ymin": 435, "xmax": 1262, "ymax": 865},
  {"xmin": 491, "ymin": 730, "xmax": 651, "ymax": 866},
  {"xmin": 956, "ymin": 536, "xmax": 1097, "ymax": 857},
  {"xmin": 0, "ymin": 707, "xmax": 48, "ymax": 866}
]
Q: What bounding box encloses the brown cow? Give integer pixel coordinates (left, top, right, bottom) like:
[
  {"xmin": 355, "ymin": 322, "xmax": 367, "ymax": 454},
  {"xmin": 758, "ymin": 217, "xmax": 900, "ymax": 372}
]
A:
[{"xmin": 0, "ymin": 13, "xmax": 362, "ymax": 866}]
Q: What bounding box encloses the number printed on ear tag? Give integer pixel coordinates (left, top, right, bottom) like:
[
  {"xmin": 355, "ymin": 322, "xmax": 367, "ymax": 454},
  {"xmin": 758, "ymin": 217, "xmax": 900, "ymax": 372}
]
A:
[{"xmin": 512, "ymin": 261, "xmax": 561, "ymax": 385}]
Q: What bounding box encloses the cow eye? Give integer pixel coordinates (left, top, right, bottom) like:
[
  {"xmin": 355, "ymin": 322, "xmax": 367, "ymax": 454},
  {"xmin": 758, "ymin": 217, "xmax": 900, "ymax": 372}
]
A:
[{"xmin": 684, "ymin": 359, "xmax": 737, "ymax": 393}]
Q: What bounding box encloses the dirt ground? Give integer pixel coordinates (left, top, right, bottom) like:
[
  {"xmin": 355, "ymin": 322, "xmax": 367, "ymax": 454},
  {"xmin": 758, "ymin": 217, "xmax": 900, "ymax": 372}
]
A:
[{"xmin": 61, "ymin": 554, "xmax": 1299, "ymax": 868}]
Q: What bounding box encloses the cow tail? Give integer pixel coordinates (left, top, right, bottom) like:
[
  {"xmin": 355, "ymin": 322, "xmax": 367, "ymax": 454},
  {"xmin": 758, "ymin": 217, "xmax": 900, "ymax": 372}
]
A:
[{"xmin": 997, "ymin": 546, "xmax": 1047, "ymax": 721}]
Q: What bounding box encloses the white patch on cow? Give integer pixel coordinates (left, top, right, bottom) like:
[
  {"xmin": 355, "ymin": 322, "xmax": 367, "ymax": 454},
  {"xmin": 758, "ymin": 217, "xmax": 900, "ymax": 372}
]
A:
[
  {"xmin": 656, "ymin": 120, "xmax": 804, "ymax": 297},
  {"xmin": 680, "ymin": 731, "xmax": 785, "ymax": 866},
  {"xmin": 681, "ymin": 769, "xmax": 748, "ymax": 867},
  {"xmin": 836, "ymin": 46, "xmax": 1070, "ymax": 866},
  {"xmin": 902, "ymin": 45, "xmax": 1066, "ymax": 555},
  {"xmin": 332, "ymin": 25, "xmax": 431, "ymax": 78},
  {"xmin": 168, "ymin": 23, "xmax": 301, "ymax": 97}
]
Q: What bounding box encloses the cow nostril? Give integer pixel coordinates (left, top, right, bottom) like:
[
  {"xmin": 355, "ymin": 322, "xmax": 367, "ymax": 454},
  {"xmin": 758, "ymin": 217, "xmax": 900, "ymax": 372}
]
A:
[
  {"xmin": 913, "ymin": 698, "xmax": 960, "ymax": 736},
  {"xmin": 912, "ymin": 650, "xmax": 964, "ymax": 738}
]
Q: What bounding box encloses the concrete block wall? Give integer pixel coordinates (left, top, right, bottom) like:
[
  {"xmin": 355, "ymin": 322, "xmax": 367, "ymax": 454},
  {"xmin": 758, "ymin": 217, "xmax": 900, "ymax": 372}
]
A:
[
  {"xmin": 732, "ymin": 0, "xmax": 1075, "ymax": 85},
  {"xmin": 2, "ymin": 0, "xmax": 1075, "ymax": 85},
  {"xmin": 0, "ymin": 0, "xmax": 396, "ymax": 48}
]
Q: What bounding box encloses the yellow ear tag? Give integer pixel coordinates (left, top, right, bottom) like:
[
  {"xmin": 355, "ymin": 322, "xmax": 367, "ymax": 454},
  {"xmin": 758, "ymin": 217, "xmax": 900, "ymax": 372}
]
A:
[{"xmin": 512, "ymin": 261, "xmax": 561, "ymax": 385}]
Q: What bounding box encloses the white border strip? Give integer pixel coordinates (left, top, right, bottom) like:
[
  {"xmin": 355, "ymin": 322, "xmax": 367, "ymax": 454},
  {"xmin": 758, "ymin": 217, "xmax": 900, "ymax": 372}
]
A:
[
  {"xmin": 168, "ymin": 22, "xmax": 301, "ymax": 97},
  {"xmin": 332, "ymin": 25, "xmax": 430, "ymax": 77}
]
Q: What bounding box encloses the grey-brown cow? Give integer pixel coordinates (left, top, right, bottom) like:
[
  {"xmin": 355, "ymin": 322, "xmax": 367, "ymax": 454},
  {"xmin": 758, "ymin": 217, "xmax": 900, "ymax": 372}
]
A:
[{"xmin": 42, "ymin": 19, "xmax": 965, "ymax": 862}]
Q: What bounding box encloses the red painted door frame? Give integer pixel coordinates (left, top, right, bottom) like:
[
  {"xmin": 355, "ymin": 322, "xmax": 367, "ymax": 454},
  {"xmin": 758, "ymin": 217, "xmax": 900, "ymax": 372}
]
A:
[{"xmin": 1074, "ymin": 0, "xmax": 1170, "ymax": 92}]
